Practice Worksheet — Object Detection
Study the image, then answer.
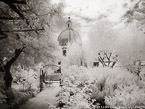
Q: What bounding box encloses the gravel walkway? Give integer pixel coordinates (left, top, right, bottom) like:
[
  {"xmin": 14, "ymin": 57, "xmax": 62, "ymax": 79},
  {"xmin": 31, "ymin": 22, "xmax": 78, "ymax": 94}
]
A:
[{"xmin": 19, "ymin": 82, "xmax": 60, "ymax": 109}]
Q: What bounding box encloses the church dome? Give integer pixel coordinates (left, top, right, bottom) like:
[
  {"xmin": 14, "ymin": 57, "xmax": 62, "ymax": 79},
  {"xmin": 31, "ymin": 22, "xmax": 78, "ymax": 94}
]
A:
[{"xmin": 58, "ymin": 17, "xmax": 82, "ymax": 46}]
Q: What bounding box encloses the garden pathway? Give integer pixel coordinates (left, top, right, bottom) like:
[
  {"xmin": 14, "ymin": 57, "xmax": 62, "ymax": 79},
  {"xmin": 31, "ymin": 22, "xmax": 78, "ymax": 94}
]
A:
[{"xmin": 19, "ymin": 82, "xmax": 61, "ymax": 109}]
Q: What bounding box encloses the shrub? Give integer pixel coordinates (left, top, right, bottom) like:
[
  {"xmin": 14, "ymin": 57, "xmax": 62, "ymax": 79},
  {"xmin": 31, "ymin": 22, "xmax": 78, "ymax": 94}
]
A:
[
  {"xmin": 105, "ymin": 83, "xmax": 145, "ymax": 108},
  {"xmin": 126, "ymin": 64, "xmax": 141, "ymax": 76},
  {"xmin": 56, "ymin": 66, "xmax": 94, "ymax": 109},
  {"xmin": 57, "ymin": 66, "xmax": 145, "ymax": 108},
  {"xmin": 0, "ymin": 87, "xmax": 39, "ymax": 109},
  {"xmin": 5, "ymin": 88, "xmax": 31, "ymax": 108}
]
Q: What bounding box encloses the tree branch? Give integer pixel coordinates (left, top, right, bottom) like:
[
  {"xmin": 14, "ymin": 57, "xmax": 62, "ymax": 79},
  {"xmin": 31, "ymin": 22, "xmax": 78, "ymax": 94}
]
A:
[
  {"xmin": 0, "ymin": 0, "xmax": 26, "ymax": 4},
  {"xmin": 1, "ymin": 28, "xmax": 45, "ymax": 33},
  {"xmin": 10, "ymin": 0, "xmax": 26, "ymax": 4},
  {"xmin": 0, "ymin": 35, "xmax": 8, "ymax": 40},
  {"xmin": 0, "ymin": 16, "xmax": 21, "ymax": 20},
  {"xmin": 0, "ymin": 31, "xmax": 8, "ymax": 40},
  {"xmin": 5, "ymin": 47, "xmax": 25, "ymax": 71},
  {"xmin": 0, "ymin": 0, "xmax": 25, "ymax": 19},
  {"xmin": 98, "ymin": 56, "xmax": 106, "ymax": 67},
  {"xmin": 104, "ymin": 52, "xmax": 112, "ymax": 66}
]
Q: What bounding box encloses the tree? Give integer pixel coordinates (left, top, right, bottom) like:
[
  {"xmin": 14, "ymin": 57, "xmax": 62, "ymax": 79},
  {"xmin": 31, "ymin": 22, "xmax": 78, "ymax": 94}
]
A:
[
  {"xmin": 84, "ymin": 20, "xmax": 118, "ymax": 67},
  {"xmin": 0, "ymin": 0, "xmax": 64, "ymax": 87},
  {"xmin": 116, "ymin": 23, "xmax": 145, "ymax": 66},
  {"xmin": 123, "ymin": 0, "xmax": 145, "ymax": 34},
  {"xmin": 97, "ymin": 51, "xmax": 118, "ymax": 68},
  {"xmin": 0, "ymin": 46, "xmax": 25, "ymax": 87}
]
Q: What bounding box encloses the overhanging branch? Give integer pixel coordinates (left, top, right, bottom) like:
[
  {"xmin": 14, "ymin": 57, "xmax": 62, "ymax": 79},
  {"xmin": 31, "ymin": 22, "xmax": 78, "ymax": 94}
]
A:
[
  {"xmin": 0, "ymin": 0, "xmax": 25, "ymax": 19},
  {"xmin": 0, "ymin": 31, "xmax": 8, "ymax": 40},
  {"xmin": 0, "ymin": 35, "xmax": 8, "ymax": 40},
  {"xmin": 1, "ymin": 28, "xmax": 45, "ymax": 33},
  {"xmin": 0, "ymin": 0, "xmax": 26, "ymax": 4},
  {"xmin": 10, "ymin": 0, "xmax": 26, "ymax": 4},
  {"xmin": 0, "ymin": 16, "xmax": 21, "ymax": 20}
]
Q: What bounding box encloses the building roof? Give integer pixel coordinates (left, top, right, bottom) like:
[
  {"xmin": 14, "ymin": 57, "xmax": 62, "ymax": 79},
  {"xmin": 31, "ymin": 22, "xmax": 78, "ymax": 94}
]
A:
[{"xmin": 57, "ymin": 17, "xmax": 82, "ymax": 46}]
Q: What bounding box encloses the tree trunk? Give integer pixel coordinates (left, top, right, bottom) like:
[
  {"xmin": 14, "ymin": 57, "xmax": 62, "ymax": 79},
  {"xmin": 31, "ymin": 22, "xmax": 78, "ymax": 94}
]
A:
[
  {"xmin": 4, "ymin": 68, "xmax": 13, "ymax": 87},
  {"xmin": 111, "ymin": 62, "xmax": 116, "ymax": 68},
  {"xmin": 1, "ymin": 47, "xmax": 25, "ymax": 87},
  {"xmin": 98, "ymin": 57, "xmax": 106, "ymax": 67},
  {"xmin": 108, "ymin": 61, "xmax": 111, "ymax": 66}
]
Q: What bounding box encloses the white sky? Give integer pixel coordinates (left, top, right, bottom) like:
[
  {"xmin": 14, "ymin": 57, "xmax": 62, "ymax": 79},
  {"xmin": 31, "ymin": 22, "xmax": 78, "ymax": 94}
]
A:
[
  {"xmin": 52, "ymin": 0, "xmax": 139, "ymax": 21},
  {"xmin": 51, "ymin": 0, "xmax": 140, "ymax": 45}
]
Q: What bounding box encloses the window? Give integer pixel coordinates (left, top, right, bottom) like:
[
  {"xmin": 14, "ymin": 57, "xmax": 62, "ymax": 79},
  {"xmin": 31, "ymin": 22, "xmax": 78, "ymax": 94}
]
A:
[
  {"xmin": 63, "ymin": 49, "xmax": 66, "ymax": 56},
  {"xmin": 93, "ymin": 62, "xmax": 99, "ymax": 67}
]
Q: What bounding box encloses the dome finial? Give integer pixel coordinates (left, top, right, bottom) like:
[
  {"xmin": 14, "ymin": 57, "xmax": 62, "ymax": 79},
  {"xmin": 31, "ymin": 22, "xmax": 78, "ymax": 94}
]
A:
[{"xmin": 67, "ymin": 17, "xmax": 72, "ymax": 28}]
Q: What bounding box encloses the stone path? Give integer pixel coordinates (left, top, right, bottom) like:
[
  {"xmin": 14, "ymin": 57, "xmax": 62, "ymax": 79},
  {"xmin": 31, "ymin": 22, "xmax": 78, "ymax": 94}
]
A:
[{"xmin": 19, "ymin": 82, "xmax": 60, "ymax": 109}]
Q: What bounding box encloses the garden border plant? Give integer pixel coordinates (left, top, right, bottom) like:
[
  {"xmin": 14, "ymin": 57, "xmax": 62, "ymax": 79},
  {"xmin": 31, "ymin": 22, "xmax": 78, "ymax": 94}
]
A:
[{"xmin": 56, "ymin": 65, "xmax": 145, "ymax": 109}]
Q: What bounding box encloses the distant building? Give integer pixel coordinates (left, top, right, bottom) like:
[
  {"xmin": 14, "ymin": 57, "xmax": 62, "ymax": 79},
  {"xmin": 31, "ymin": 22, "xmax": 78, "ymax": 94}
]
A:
[{"xmin": 57, "ymin": 17, "xmax": 82, "ymax": 57}]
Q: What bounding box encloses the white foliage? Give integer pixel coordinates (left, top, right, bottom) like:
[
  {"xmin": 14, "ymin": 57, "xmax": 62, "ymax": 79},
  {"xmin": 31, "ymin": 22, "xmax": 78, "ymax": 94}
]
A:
[
  {"xmin": 57, "ymin": 65, "xmax": 145, "ymax": 108},
  {"xmin": 67, "ymin": 43, "xmax": 84, "ymax": 66}
]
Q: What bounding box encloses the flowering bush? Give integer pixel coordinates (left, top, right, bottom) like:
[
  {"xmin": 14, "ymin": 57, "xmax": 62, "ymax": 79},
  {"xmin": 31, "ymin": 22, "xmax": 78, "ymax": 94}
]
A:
[
  {"xmin": 56, "ymin": 66, "xmax": 95, "ymax": 109},
  {"xmin": 126, "ymin": 64, "xmax": 141, "ymax": 76},
  {"xmin": 57, "ymin": 65, "xmax": 145, "ymax": 109},
  {"xmin": 105, "ymin": 83, "xmax": 145, "ymax": 108},
  {"xmin": 12, "ymin": 68, "xmax": 39, "ymax": 91},
  {"xmin": 105, "ymin": 67, "xmax": 145, "ymax": 108},
  {"xmin": 88, "ymin": 67, "xmax": 145, "ymax": 108},
  {"xmin": 56, "ymin": 85, "xmax": 93, "ymax": 109}
]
